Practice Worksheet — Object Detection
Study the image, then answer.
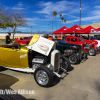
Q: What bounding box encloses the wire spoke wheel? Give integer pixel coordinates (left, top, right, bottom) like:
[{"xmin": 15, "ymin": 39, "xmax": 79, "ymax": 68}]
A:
[
  {"xmin": 60, "ymin": 57, "xmax": 71, "ymax": 70},
  {"xmin": 88, "ymin": 48, "xmax": 96, "ymax": 56},
  {"xmin": 60, "ymin": 58, "xmax": 68, "ymax": 70},
  {"xmin": 69, "ymin": 54, "xmax": 78, "ymax": 64}
]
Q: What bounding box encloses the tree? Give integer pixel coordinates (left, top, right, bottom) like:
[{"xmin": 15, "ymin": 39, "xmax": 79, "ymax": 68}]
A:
[
  {"xmin": 0, "ymin": 4, "xmax": 28, "ymax": 39},
  {"xmin": 0, "ymin": 3, "xmax": 14, "ymax": 29},
  {"xmin": 0, "ymin": 6, "xmax": 8, "ymax": 29},
  {"xmin": 64, "ymin": 19, "xmax": 67, "ymax": 26},
  {"xmin": 61, "ymin": 17, "xmax": 64, "ymax": 26},
  {"xmin": 53, "ymin": 11, "xmax": 57, "ymax": 22},
  {"xmin": 53, "ymin": 11, "xmax": 57, "ymax": 30},
  {"xmin": 59, "ymin": 14, "xmax": 62, "ymax": 28},
  {"xmin": 9, "ymin": 10, "xmax": 27, "ymax": 39}
]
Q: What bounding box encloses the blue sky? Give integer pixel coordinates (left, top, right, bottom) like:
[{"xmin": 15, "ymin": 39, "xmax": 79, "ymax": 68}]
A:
[{"xmin": 0, "ymin": 0, "xmax": 100, "ymax": 32}]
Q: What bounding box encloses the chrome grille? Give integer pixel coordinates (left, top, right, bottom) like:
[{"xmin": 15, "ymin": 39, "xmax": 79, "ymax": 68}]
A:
[{"xmin": 51, "ymin": 50, "xmax": 60, "ymax": 71}]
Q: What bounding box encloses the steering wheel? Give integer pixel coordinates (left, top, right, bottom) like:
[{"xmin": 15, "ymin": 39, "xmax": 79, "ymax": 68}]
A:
[{"xmin": 16, "ymin": 42, "xmax": 21, "ymax": 49}]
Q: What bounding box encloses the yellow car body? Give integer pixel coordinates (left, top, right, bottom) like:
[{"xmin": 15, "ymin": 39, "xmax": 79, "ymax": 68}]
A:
[
  {"xmin": 0, "ymin": 45, "xmax": 29, "ymax": 68},
  {"xmin": 0, "ymin": 34, "xmax": 68, "ymax": 87},
  {"xmin": 0, "ymin": 34, "xmax": 41, "ymax": 68}
]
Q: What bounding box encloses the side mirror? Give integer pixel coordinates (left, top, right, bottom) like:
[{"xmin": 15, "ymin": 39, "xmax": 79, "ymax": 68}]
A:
[{"xmin": 16, "ymin": 42, "xmax": 21, "ymax": 49}]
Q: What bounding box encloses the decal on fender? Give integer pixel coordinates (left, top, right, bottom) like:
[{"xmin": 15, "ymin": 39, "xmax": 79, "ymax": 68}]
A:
[
  {"xmin": 37, "ymin": 44, "xmax": 49, "ymax": 52},
  {"xmin": 20, "ymin": 54, "xmax": 27, "ymax": 58}
]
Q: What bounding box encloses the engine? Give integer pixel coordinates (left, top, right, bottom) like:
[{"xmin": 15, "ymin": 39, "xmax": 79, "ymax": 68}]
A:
[
  {"xmin": 29, "ymin": 49, "xmax": 60, "ymax": 72},
  {"xmin": 64, "ymin": 49, "xmax": 73, "ymax": 55},
  {"xmin": 31, "ymin": 56, "xmax": 48, "ymax": 70},
  {"xmin": 64, "ymin": 47, "xmax": 77, "ymax": 55},
  {"xmin": 32, "ymin": 56, "xmax": 47, "ymax": 65}
]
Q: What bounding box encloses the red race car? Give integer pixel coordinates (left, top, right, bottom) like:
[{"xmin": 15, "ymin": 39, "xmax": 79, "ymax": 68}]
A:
[
  {"xmin": 15, "ymin": 38, "xmax": 31, "ymax": 45},
  {"xmin": 65, "ymin": 36, "xmax": 98, "ymax": 56}
]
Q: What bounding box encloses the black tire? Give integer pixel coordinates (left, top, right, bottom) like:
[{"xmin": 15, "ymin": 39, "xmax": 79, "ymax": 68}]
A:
[
  {"xmin": 88, "ymin": 48, "xmax": 96, "ymax": 56},
  {"xmin": 0, "ymin": 66, "xmax": 4, "ymax": 71},
  {"xmin": 68, "ymin": 54, "xmax": 79, "ymax": 64},
  {"xmin": 34, "ymin": 67, "xmax": 53, "ymax": 87},
  {"xmin": 0, "ymin": 66, "xmax": 2, "ymax": 70},
  {"xmin": 83, "ymin": 51, "xmax": 88, "ymax": 59},
  {"xmin": 61, "ymin": 57, "xmax": 71, "ymax": 70},
  {"xmin": 98, "ymin": 46, "xmax": 100, "ymax": 53},
  {"xmin": 0, "ymin": 95, "xmax": 13, "ymax": 100}
]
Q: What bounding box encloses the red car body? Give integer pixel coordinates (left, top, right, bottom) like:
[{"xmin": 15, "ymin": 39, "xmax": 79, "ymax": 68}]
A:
[
  {"xmin": 84, "ymin": 39, "xmax": 98, "ymax": 50},
  {"xmin": 65, "ymin": 36, "xmax": 98, "ymax": 54},
  {"xmin": 15, "ymin": 39, "xmax": 31, "ymax": 44}
]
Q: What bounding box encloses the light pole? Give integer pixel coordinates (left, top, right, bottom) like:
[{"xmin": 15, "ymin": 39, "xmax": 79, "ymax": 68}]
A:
[
  {"xmin": 79, "ymin": 0, "xmax": 81, "ymax": 26},
  {"xmin": 56, "ymin": 23, "xmax": 57, "ymax": 30},
  {"xmin": 49, "ymin": 27, "xmax": 50, "ymax": 31},
  {"xmin": 30, "ymin": 26, "xmax": 32, "ymax": 36},
  {"xmin": 52, "ymin": 20, "xmax": 53, "ymax": 32},
  {"xmin": 70, "ymin": 22, "xmax": 73, "ymax": 27},
  {"xmin": 47, "ymin": 23, "xmax": 49, "ymax": 32}
]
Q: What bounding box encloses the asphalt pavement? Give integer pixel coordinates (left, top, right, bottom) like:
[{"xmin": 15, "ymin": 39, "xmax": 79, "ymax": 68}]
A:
[
  {"xmin": 0, "ymin": 41, "xmax": 6, "ymax": 45},
  {"xmin": 0, "ymin": 41, "xmax": 100, "ymax": 100}
]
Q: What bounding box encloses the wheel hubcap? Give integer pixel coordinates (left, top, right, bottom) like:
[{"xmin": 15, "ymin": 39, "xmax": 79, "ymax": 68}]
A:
[
  {"xmin": 89, "ymin": 49, "xmax": 94, "ymax": 55},
  {"xmin": 36, "ymin": 70, "xmax": 49, "ymax": 85},
  {"xmin": 69, "ymin": 55, "xmax": 77, "ymax": 63}
]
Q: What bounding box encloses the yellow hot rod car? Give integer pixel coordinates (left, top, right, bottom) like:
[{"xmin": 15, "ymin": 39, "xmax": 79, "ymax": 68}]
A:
[{"xmin": 0, "ymin": 34, "xmax": 70, "ymax": 87}]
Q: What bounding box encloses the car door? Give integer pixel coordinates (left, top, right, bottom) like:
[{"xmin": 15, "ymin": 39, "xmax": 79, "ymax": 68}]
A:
[
  {"xmin": 71, "ymin": 38, "xmax": 78, "ymax": 44},
  {"xmin": 0, "ymin": 47, "xmax": 4, "ymax": 66},
  {"xmin": 3, "ymin": 47, "xmax": 20, "ymax": 68},
  {"xmin": 66, "ymin": 38, "xmax": 70, "ymax": 43}
]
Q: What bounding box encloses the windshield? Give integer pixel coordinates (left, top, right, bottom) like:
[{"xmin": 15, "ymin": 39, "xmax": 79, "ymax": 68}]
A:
[
  {"xmin": 91, "ymin": 38, "xmax": 98, "ymax": 40},
  {"xmin": 79, "ymin": 38, "xmax": 84, "ymax": 41},
  {"xmin": 28, "ymin": 34, "xmax": 39, "ymax": 46},
  {"xmin": 52, "ymin": 39, "xmax": 65, "ymax": 42},
  {"xmin": 91, "ymin": 37, "xmax": 98, "ymax": 40}
]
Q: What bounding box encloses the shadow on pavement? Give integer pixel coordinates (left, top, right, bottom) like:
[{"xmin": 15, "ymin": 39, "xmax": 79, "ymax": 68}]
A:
[
  {"xmin": 0, "ymin": 73, "xmax": 36, "ymax": 100},
  {"xmin": 0, "ymin": 67, "xmax": 8, "ymax": 72},
  {"xmin": 51, "ymin": 65, "xmax": 74, "ymax": 87},
  {"xmin": 94, "ymin": 80, "xmax": 100, "ymax": 94},
  {"xmin": 67, "ymin": 66, "xmax": 74, "ymax": 72},
  {"xmin": 52, "ymin": 76, "xmax": 61, "ymax": 87}
]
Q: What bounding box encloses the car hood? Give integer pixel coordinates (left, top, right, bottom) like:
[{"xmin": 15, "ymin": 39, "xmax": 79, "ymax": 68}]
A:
[
  {"xmin": 27, "ymin": 34, "xmax": 56, "ymax": 56},
  {"xmin": 95, "ymin": 40, "xmax": 100, "ymax": 47},
  {"xmin": 57, "ymin": 42, "xmax": 82, "ymax": 47},
  {"xmin": 84, "ymin": 40, "xmax": 97, "ymax": 44}
]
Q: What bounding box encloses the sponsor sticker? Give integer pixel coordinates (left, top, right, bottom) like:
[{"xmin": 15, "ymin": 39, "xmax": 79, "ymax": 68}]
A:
[
  {"xmin": 38, "ymin": 44, "xmax": 49, "ymax": 52},
  {"xmin": 20, "ymin": 54, "xmax": 27, "ymax": 58}
]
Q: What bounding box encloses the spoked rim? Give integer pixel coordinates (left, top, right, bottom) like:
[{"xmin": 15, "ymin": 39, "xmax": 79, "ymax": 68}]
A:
[
  {"xmin": 36, "ymin": 70, "xmax": 49, "ymax": 85},
  {"xmin": 69, "ymin": 55, "xmax": 77, "ymax": 64},
  {"xmin": 89, "ymin": 49, "xmax": 95, "ymax": 55}
]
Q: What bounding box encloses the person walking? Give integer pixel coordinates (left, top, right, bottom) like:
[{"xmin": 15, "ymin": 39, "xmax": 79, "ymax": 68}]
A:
[{"xmin": 6, "ymin": 33, "xmax": 11, "ymax": 44}]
